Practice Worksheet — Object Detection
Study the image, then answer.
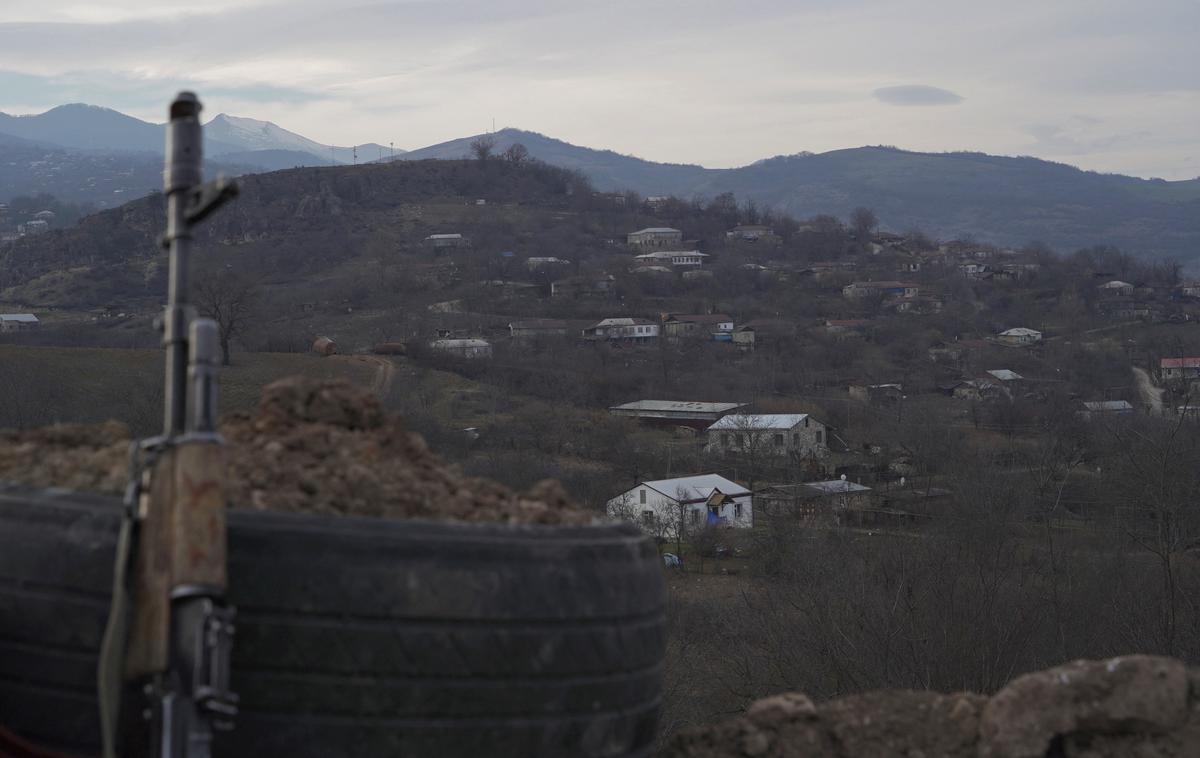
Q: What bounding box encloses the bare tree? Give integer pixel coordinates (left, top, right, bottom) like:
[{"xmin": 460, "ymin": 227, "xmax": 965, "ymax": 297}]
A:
[
  {"xmin": 502, "ymin": 143, "xmax": 530, "ymax": 165},
  {"xmin": 194, "ymin": 271, "xmax": 257, "ymax": 366},
  {"xmin": 470, "ymin": 135, "xmax": 497, "ymax": 162},
  {"xmin": 851, "ymin": 206, "xmax": 878, "ymax": 242}
]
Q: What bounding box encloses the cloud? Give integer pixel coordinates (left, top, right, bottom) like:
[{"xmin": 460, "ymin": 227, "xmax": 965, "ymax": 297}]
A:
[
  {"xmin": 0, "ymin": 69, "xmax": 325, "ymax": 118},
  {"xmin": 873, "ymin": 85, "xmax": 964, "ymax": 106}
]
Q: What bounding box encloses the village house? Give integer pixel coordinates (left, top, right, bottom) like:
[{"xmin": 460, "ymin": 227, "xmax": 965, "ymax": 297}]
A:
[
  {"xmin": 848, "ymin": 383, "xmax": 904, "ymax": 405},
  {"xmin": 633, "ymin": 250, "xmax": 708, "ymax": 267},
  {"xmin": 1099, "ymin": 300, "xmax": 1162, "ymax": 321},
  {"xmin": 0, "ymin": 313, "xmax": 39, "ymax": 332},
  {"xmin": 706, "ymin": 413, "xmax": 829, "ymax": 459},
  {"xmin": 986, "ymin": 369, "xmax": 1023, "ymax": 383},
  {"xmin": 842, "ymin": 281, "xmax": 919, "ymax": 299},
  {"xmin": 626, "ymin": 227, "xmax": 683, "ymax": 249},
  {"xmin": 951, "ymin": 378, "xmax": 1010, "ymax": 402},
  {"xmin": 582, "ymin": 317, "xmax": 659, "ymax": 342},
  {"xmin": 1078, "ymin": 400, "xmax": 1134, "ymax": 420},
  {"xmin": 525, "ymin": 256, "xmax": 571, "ymax": 270},
  {"xmin": 755, "ymin": 480, "xmax": 874, "ymax": 527},
  {"xmin": 19, "ymin": 219, "xmax": 49, "ymax": 236},
  {"xmin": 662, "ymin": 313, "xmax": 734, "ymax": 339},
  {"xmin": 607, "ymin": 474, "xmax": 753, "ymax": 538},
  {"xmin": 731, "ymin": 319, "xmax": 795, "ymax": 350},
  {"xmin": 1098, "ymin": 280, "xmax": 1135, "ymax": 297},
  {"xmin": 1178, "ymin": 283, "xmax": 1200, "ymax": 299},
  {"xmin": 1160, "ymin": 357, "xmax": 1200, "ymax": 381},
  {"xmin": 608, "ymin": 400, "xmax": 748, "ymax": 430},
  {"xmin": 423, "ymin": 233, "xmax": 469, "ymax": 250},
  {"xmin": 958, "ymin": 262, "xmax": 992, "ymax": 280},
  {"xmin": 508, "ymin": 319, "xmax": 570, "ymax": 340},
  {"xmin": 997, "ymin": 327, "xmax": 1043, "ymax": 346},
  {"xmin": 430, "ymin": 338, "xmax": 492, "ymax": 359},
  {"xmin": 725, "ymin": 224, "xmax": 778, "ymax": 243}
]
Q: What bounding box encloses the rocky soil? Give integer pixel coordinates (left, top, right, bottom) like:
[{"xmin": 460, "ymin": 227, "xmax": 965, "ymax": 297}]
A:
[
  {"xmin": 0, "ymin": 376, "xmax": 594, "ymax": 525},
  {"xmin": 665, "ymin": 655, "xmax": 1200, "ymax": 758}
]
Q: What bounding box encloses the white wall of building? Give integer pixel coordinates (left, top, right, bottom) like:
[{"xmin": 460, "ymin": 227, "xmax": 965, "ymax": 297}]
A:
[{"xmin": 606, "ymin": 484, "xmax": 753, "ymax": 539}]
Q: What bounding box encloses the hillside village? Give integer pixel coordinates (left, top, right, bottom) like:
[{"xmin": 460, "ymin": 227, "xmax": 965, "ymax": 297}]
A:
[
  {"xmin": 3, "ymin": 142, "xmax": 1200, "ymax": 753},
  {"xmin": 2, "ymin": 156, "xmax": 1199, "ymax": 549}
]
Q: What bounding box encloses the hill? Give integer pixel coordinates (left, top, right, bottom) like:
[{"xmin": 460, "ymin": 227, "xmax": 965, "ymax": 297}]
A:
[
  {"xmin": 204, "ymin": 113, "xmax": 392, "ymax": 165},
  {"xmin": 0, "ymin": 158, "xmax": 598, "ymax": 310},
  {"xmin": 397, "ymin": 128, "xmax": 711, "ymax": 197},
  {"xmin": 401, "ymin": 130, "xmax": 1200, "ymax": 261}
]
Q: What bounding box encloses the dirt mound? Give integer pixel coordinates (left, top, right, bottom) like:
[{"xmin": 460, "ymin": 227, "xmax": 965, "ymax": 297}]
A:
[
  {"xmin": 666, "ymin": 655, "xmax": 1200, "ymax": 758},
  {"xmin": 0, "ymin": 377, "xmax": 594, "ymax": 526}
]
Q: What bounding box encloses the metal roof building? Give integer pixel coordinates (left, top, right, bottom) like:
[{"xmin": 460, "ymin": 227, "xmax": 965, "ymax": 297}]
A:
[
  {"xmin": 707, "ymin": 413, "xmax": 810, "ymax": 431},
  {"xmin": 609, "ymin": 400, "xmax": 748, "ymax": 428},
  {"xmin": 640, "ymin": 474, "xmax": 751, "ymax": 503}
]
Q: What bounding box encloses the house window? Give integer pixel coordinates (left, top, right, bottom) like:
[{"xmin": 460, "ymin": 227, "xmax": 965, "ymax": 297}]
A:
[
  {"xmin": 722, "ymin": 433, "xmax": 730, "ymax": 446},
  {"xmin": 774, "ymin": 433, "xmax": 784, "ymax": 446},
  {"xmin": 641, "ymin": 510, "xmax": 654, "ymax": 526},
  {"xmin": 816, "ymin": 430, "xmax": 824, "ymax": 444},
  {"xmin": 793, "ymin": 433, "xmax": 800, "ymax": 445},
  {"xmin": 639, "ymin": 489, "xmax": 647, "ymax": 504},
  {"xmin": 689, "ymin": 510, "xmax": 700, "ymax": 525},
  {"xmin": 734, "ymin": 502, "xmax": 743, "ymax": 518}
]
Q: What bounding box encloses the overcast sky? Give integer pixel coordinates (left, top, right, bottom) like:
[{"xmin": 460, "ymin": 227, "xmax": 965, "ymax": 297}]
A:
[{"xmin": 0, "ymin": 0, "xmax": 1196, "ymax": 179}]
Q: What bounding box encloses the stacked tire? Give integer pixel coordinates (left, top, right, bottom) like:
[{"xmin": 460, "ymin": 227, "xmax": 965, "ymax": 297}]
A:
[{"xmin": 0, "ymin": 485, "xmax": 666, "ymax": 757}]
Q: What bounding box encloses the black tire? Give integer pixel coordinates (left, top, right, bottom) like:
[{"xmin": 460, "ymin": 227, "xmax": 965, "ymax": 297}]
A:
[{"xmin": 0, "ymin": 484, "xmax": 666, "ymax": 758}]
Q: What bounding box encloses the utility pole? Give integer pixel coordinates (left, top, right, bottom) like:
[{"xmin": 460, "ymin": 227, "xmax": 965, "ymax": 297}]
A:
[{"xmin": 101, "ymin": 91, "xmax": 240, "ymax": 758}]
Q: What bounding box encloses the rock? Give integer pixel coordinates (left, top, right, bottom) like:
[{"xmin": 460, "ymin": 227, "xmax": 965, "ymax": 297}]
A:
[
  {"xmin": 980, "ymin": 656, "xmax": 1190, "ymax": 758},
  {"xmin": 666, "ymin": 690, "xmax": 835, "ymax": 758},
  {"xmin": 747, "ymin": 693, "xmax": 817, "ymax": 720},
  {"xmin": 820, "ymin": 690, "xmax": 984, "ymax": 758}
]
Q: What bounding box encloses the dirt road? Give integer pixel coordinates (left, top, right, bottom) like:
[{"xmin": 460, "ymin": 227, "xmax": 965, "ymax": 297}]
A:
[
  {"xmin": 332, "ymin": 354, "xmax": 396, "ymax": 398},
  {"xmin": 1132, "ymin": 366, "xmax": 1164, "ymax": 415}
]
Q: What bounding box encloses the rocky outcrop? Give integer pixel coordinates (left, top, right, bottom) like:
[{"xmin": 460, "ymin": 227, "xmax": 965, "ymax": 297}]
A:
[{"xmin": 665, "ymin": 656, "xmax": 1200, "ymax": 758}]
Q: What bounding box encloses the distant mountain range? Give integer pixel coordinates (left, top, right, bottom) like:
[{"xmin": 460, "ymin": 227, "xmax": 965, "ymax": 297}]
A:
[
  {"xmin": 0, "ymin": 103, "xmax": 393, "ymax": 168},
  {"xmin": 3, "ymin": 105, "xmax": 1199, "ymax": 261}
]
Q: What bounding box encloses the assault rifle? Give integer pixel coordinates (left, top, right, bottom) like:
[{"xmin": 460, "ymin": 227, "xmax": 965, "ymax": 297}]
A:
[{"xmin": 99, "ymin": 92, "xmax": 239, "ymax": 758}]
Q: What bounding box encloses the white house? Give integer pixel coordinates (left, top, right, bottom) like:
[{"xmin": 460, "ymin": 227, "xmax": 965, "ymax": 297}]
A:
[
  {"xmin": 633, "ymin": 250, "xmax": 708, "ymax": 267},
  {"xmin": 1098, "ymin": 280, "xmax": 1135, "ymax": 296},
  {"xmin": 705, "ymin": 413, "xmax": 829, "ymax": 458},
  {"xmin": 627, "ymin": 227, "xmax": 683, "ymax": 248},
  {"xmin": 0, "ymin": 313, "xmax": 39, "ymax": 331},
  {"xmin": 582, "ymin": 318, "xmax": 660, "ymax": 342},
  {"xmin": 424, "ymin": 233, "xmax": 468, "ymax": 249},
  {"xmin": 997, "ymin": 327, "xmax": 1043, "ymax": 346},
  {"xmin": 606, "ymin": 473, "xmax": 752, "ymax": 538}
]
